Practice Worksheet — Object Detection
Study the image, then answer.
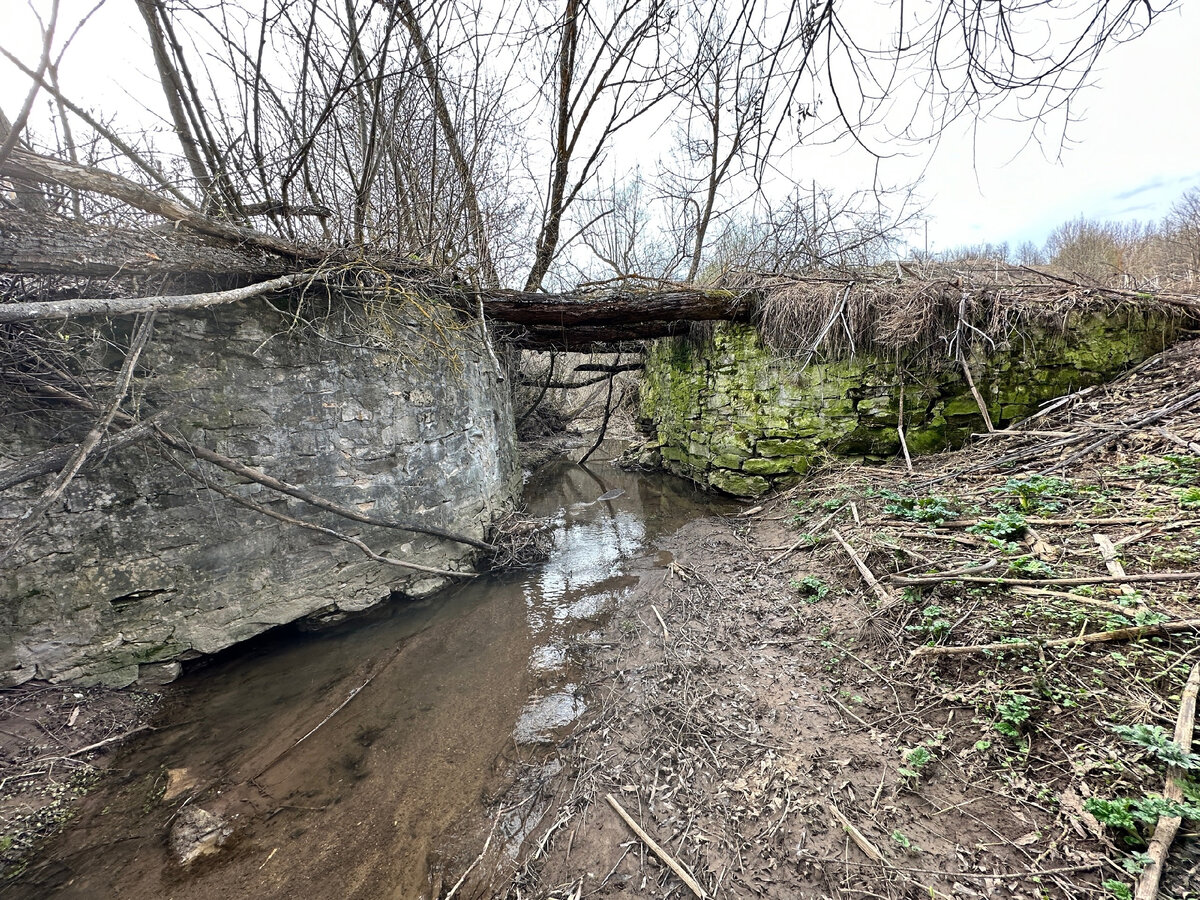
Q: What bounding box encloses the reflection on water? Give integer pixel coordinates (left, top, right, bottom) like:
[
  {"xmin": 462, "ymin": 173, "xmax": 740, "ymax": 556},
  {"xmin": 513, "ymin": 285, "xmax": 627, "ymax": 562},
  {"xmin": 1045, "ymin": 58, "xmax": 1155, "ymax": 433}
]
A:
[
  {"xmin": 513, "ymin": 688, "xmax": 585, "ymax": 744},
  {"xmin": 7, "ymin": 457, "xmax": 729, "ymax": 900}
]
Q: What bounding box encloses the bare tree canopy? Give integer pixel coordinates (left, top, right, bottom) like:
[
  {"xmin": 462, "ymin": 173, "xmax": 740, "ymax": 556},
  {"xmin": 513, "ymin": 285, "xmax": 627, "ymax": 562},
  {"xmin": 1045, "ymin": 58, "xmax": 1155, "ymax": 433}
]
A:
[{"xmin": 0, "ymin": 0, "xmax": 1177, "ymax": 292}]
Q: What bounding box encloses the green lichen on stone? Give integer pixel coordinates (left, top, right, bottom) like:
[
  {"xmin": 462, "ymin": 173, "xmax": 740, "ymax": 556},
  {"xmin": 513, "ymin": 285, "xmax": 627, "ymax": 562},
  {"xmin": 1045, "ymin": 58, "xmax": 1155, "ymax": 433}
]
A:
[
  {"xmin": 707, "ymin": 469, "xmax": 770, "ymax": 497},
  {"xmin": 641, "ymin": 310, "xmax": 1179, "ymax": 498}
]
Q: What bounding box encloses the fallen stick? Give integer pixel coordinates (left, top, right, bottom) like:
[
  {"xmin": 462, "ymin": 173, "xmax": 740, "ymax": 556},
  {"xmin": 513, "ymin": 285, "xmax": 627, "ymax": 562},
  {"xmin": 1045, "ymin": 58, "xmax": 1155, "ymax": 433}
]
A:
[
  {"xmin": 605, "ymin": 793, "xmax": 707, "ymax": 899},
  {"xmin": 0, "ymin": 273, "xmax": 327, "ymax": 322},
  {"xmin": 766, "ymin": 508, "xmax": 840, "ymax": 566},
  {"xmin": 651, "ymin": 605, "xmax": 670, "ymax": 641},
  {"xmin": 973, "ymin": 430, "xmax": 1080, "ymax": 439},
  {"xmin": 251, "ymin": 646, "xmax": 403, "ymax": 782},
  {"xmin": 444, "ymin": 804, "xmax": 505, "ymax": 900},
  {"xmin": 36, "ymin": 725, "xmax": 155, "ymax": 762},
  {"xmin": 897, "ymin": 384, "xmax": 914, "ymax": 474},
  {"xmin": 1116, "ymin": 520, "xmax": 1200, "ymax": 549},
  {"xmin": 180, "ymin": 465, "xmax": 474, "ymax": 578},
  {"xmin": 1135, "ymin": 661, "xmax": 1200, "ymax": 900},
  {"xmin": 0, "ymin": 412, "xmax": 167, "ymax": 492},
  {"xmin": 2, "ymin": 314, "xmax": 155, "ymax": 561},
  {"xmin": 153, "ymin": 425, "xmax": 498, "ymax": 553},
  {"xmin": 1044, "ymin": 388, "xmax": 1200, "ymax": 474},
  {"xmin": 959, "ymin": 352, "xmax": 995, "ymax": 433},
  {"xmin": 832, "ymin": 530, "xmax": 895, "ymax": 606},
  {"xmin": 935, "ymin": 516, "xmax": 1164, "ymax": 528},
  {"xmin": 1095, "ymin": 534, "xmax": 1139, "ymax": 599},
  {"xmin": 890, "ymin": 571, "xmax": 1200, "ymax": 588},
  {"xmin": 827, "ymin": 802, "xmax": 950, "ymax": 898},
  {"xmin": 1011, "ymin": 585, "xmax": 1141, "ymax": 616},
  {"xmin": 910, "ymin": 618, "xmax": 1200, "ymax": 660},
  {"xmin": 828, "ymin": 801, "xmax": 887, "ymax": 863}
]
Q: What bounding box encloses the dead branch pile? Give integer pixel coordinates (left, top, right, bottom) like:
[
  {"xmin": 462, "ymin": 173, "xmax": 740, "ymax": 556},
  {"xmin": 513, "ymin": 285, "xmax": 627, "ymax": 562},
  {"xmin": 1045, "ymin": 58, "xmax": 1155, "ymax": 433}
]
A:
[
  {"xmin": 735, "ymin": 263, "xmax": 1196, "ymax": 362},
  {"xmin": 485, "ymin": 509, "xmax": 554, "ymax": 569}
]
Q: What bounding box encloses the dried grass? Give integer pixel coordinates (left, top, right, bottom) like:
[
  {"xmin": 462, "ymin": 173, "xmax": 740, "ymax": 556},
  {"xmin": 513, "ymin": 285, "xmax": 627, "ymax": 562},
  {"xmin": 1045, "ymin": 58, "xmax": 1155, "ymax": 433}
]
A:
[{"xmin": 729, "ymin": 263, "xmax": 1192, "ymax": 363}]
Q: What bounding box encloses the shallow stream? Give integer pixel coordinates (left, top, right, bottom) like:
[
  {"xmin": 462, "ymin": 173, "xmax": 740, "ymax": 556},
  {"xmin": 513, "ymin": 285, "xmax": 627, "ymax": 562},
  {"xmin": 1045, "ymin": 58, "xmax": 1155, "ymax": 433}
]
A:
[{"xmin": 9, "ymin": 458, "xmax": 727, "ymax": 899}]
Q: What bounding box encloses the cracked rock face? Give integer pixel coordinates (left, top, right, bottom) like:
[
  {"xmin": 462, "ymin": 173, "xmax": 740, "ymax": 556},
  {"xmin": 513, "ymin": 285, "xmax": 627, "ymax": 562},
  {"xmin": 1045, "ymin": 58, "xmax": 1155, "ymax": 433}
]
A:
[{"xmin": 0, "ymin": 303, "xmax": 520, "ymax": 687}]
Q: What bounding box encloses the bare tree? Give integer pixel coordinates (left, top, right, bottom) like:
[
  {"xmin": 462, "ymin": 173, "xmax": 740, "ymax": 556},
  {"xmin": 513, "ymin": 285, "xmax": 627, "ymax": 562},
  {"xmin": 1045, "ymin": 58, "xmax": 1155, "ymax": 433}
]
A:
[
  {"xmin": 1166, "ymin": 187, "xmax": 1200, "ymax": 273},
  {"xmin": 0, "ymin": 0, "xmax": 1179, "ymax": 291}
]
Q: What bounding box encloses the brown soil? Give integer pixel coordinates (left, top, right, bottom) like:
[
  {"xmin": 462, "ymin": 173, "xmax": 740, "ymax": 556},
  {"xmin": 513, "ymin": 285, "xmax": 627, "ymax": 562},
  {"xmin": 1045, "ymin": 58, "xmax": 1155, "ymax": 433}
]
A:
[{"xmin": 0, "ymin": 682, "xmax": 159, "ymax": 875}]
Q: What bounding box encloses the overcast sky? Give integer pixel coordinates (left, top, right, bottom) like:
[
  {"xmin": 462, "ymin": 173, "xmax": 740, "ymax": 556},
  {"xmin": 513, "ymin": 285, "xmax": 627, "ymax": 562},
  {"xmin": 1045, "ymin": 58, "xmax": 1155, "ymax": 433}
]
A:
[
  {"xmin": 4, "ymin": 1, "xmax": 1198, "ymax": 259},
  {"xmin": 895, "ymin": 1, "xmax": 1200, "ymax": 254}
]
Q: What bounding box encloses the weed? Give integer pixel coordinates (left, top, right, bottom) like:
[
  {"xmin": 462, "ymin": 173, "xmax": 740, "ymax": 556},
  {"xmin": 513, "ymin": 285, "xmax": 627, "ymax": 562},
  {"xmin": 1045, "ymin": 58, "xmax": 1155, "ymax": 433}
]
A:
[
  {"xmin": 1086, "ymin": 795, "xmax": 1200, "ymax": 846},
  {"xmin": 890, "ymin": 830, "xmax": 922, "ymax": 854},
  {"xmin": 1121, "ymin": 454, "xmax": 1200, "ymax": 486},
  {"xmin": 899, "ymin": 745, "xmax": 934, "ymax": 781},
  {"xmin": 883, "ymin": 493, "xmax": 958, "ymax": 525},
  {"xmin": 968, "ymin": 511, "xmax": 1027, "ymax": 540},
  {"xmin": 994, "ymin": 693, "xmax": 1034, "ymax": 739},
  {"xmin": 1007, "ymin": 556, "xmax": 1055, "ymax": 578},
  {"xmin": 978, "ymin": 535, "xmax": 1022, "ymax": 554},
  {"xmin": 1110, "ymin": 723, "xmax": 1200, "ymax": 770},
  {"xmin": 1119, "ymin": 852, "xmax": 1154, "ymax": 876},
  {"xmin": 1133, "ymin": 608, "xmax": 1169, "ymax": 627},
  {"xmin": 997, "ymin": 475, "xmax": 1075, "ymax": 512},
  {"xmin": 791, "ymin": 575, "xmax": 830, "ymax": 603},
  {"xmin": 906, "ymin": 604, "xmax": 953, "ymax": 643},
  {"xmin": 1101, "ymin": 879, "xmax": 1133, "ymax": 900},
  {"xmin": 1179, "ymin": 487, "xmax": 1200, "ymax": 509}
]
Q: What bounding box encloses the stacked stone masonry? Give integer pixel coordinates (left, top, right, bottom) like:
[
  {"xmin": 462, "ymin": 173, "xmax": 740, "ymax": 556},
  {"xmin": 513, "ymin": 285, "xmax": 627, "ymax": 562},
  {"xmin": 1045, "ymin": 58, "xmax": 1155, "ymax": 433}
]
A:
[
  {"xmin": 640, "ymin": 312, "xmax": 1177, "ymax": 497},
  {"xmin": 0, "ymin": 302, "xmax": 520, "ymax": 686}
]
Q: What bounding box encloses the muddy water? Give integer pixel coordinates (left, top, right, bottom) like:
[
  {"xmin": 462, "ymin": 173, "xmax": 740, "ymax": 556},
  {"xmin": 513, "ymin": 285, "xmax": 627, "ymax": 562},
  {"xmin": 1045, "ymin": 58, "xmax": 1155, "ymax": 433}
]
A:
[{"xmin": 8, "ymin": 459, "xmax": 726, "ymax": 900}]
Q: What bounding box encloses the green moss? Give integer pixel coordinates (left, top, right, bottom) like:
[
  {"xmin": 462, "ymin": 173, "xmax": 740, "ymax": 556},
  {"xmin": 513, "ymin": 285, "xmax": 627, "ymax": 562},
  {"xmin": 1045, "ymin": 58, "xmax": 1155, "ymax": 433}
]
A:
[
  {"xmin": 712, "ymin": 453, "xmax": 745, "ymax": 470},
  {"xmin": 707, "ymin": 469, "xmax": 770, "ymax": 497},
  {"xmin": 742, "ymin": 456, "xmax": 798, "ymax": 476},
  {"xmin": 757, "ymin": 438, "xmax": 813, "ymax": 457},
  {"xmin": 641, "ymin": 312, "xmax": 1178, "ymax": 496}
]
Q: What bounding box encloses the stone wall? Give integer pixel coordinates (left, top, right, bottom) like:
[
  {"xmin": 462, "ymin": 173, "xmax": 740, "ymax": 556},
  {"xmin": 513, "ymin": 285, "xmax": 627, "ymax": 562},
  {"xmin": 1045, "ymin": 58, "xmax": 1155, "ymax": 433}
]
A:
[
  {"xmin": 639, "ymin": 310, "xmax": 1177, "ymax": 497},
  {"xmin": 0, "ymin": 300, "xmax": 520, "ymax": 686}
]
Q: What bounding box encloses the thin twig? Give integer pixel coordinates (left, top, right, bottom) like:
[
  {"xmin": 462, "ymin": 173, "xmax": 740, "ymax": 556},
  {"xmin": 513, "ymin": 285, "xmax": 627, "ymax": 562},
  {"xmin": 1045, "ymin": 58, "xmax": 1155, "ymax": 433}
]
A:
[
  {"xmin": 2, "ymin": 313, "xmax": 155, "ymax": 559},
  {"xmin": 606, "ymin": 793, "xmax": 707, "ymax": 899},
  {"xmin": 910, "ymin": 618, "xmax": 1200, "ymax": 660}
]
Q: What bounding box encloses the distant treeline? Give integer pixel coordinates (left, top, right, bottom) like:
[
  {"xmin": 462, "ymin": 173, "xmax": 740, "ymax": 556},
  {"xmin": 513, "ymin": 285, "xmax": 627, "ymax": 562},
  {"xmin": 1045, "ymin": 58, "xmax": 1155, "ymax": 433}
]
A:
[{"xmin": 929, "ymin": 187, "xmax": 1200, "ymax": 280}]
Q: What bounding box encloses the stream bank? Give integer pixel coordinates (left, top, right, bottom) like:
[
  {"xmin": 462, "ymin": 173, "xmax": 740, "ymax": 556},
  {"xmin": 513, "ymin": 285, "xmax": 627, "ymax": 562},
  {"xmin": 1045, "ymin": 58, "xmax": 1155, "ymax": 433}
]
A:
[
  {"xmin": 0, "ymin": 454, "xmax": 730, "ymax": 898},
  {"xmin": 497, "ymin": 338, "xmax": 1200, "ymax": 900},
  {"xmin": 6, "ymin": 338, "xmax": 1200, "ymax": 899}
]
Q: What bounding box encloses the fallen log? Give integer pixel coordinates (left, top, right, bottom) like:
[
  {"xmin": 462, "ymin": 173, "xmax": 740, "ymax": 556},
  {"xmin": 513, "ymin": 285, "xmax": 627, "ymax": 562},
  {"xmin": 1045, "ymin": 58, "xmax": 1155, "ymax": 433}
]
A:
[
  {"xmin": 0, "ymin": 209, "xmax": 296, "ymax": 280},
  {"xmin": 0, "ymin": 273, "xmax": 327, "ymax": 323},
  {"xmin": 484, "ymin": 286, "xmax": 749, "ymax": 329},
  {"xmin": 1, "ymin": 148, "xmax": 317, "ymax": 261}
]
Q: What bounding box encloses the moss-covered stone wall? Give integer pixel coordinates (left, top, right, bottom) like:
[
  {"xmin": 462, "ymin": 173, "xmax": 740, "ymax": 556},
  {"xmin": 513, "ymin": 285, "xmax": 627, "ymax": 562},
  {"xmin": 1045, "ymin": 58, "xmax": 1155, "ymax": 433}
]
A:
[{"xmin": 639, "ymin": 311, "xmax": 1177, "ymax": 497}]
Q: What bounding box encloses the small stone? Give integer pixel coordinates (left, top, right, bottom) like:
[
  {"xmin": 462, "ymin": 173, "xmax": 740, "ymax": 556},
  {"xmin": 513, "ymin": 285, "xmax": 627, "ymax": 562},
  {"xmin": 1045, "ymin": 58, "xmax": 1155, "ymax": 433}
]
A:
[
  {"xmin": 163, "ymin": 767, "xmax": 196, "ymax": 802},
  {"xmin": 169, "ymin": 805, "xmax": 232, "ymax": 866}
]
